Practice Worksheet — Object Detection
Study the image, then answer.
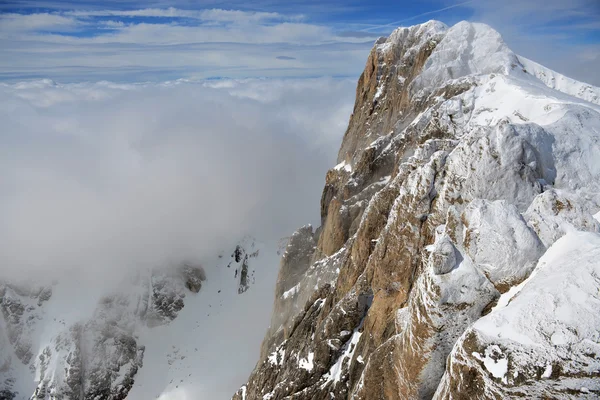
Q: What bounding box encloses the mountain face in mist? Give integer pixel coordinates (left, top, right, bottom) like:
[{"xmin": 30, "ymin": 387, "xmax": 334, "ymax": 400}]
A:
[
  {"xmin": 0, "ymin": 237, "xmax": 278, "ymax": 400},
  {"xmin": 233, "ymin": 21, "xmax": 600, "ymax": 400}
]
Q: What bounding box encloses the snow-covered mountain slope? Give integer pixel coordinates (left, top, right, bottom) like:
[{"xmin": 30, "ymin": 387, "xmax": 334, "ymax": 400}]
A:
[
  {"xmin": 0, "ymin": 237, "xmax": 279, "ymax": 400},
  {"xmin": 233, "ymin": 21, "xmax": 600, "ymax": 400},
  {"xmin": 518, "ymin": 56, "xmax": 600, "ymax": 105},
  {"xmin": 129, "ymin": 240, "xmax": 281, "ymax": 400}
]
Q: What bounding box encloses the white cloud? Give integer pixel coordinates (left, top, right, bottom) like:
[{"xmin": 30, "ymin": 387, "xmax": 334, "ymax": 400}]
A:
[
  {"xmin": 101, "ymin": 20, "xmax": 126, "ymax": 28},
  {"xmin": 82, "ymin": 21, "xmax": 335, "ymax": 45},
  {"xmin": 0, "ymin": 77, "xmax": 355, "ymax": 283},
  {"xmin": 199, "ymin": 8, "xmax": 302, "ymax": 23},
  {"xmin": 64, "ymin": 7, "xmax": 302, "ymax": 23},
  {"xmin": 0, "ymin": 12, "xmax": 80, "ymax": 32}
]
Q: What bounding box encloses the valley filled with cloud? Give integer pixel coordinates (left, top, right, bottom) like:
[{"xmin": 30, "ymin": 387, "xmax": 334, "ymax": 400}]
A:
[{"xmin": 0, "ymin": 77, "xmax": 355, "ymax": 284}]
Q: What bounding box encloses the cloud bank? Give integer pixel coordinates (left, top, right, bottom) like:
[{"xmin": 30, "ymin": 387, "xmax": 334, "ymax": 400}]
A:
[{"xmin": 0, "ymin": 77, "xmax": 355, "ymax": 284}]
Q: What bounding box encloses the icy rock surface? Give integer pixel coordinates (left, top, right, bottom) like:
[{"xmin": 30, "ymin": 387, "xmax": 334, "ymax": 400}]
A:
[{"xmin": 435, "ymin": 231, "xmax": 600, "ymax": 399}]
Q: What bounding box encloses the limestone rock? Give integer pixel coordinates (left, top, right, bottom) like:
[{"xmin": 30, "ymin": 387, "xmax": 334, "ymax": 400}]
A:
[{"xmin": 234, "ymin": 20, "xmax": 600, "ymax": 400}]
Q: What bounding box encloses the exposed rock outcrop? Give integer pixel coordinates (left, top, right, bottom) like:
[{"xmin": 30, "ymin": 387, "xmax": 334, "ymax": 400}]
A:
[{"xmin": 234, "ymin": 21, "xmax": 600, "ymax": 400}]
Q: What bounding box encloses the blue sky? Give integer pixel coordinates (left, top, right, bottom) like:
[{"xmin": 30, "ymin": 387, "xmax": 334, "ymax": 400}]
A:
[{"xmin": 1, "ymin": 0, "xmax": 599, "ymax": 84}]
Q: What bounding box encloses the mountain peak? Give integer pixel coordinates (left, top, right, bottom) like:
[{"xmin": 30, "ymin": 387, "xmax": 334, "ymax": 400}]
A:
[
  {"xmin": 235, "ymin": 20, "xmax": 600, "ymax": 400},
  {"xmin": 337, "ymin": 20, "xmax": 600, "ymax": 167},
  {"xmin": 415, "ymin": 21, "xmax": 518, "ymax": 87},
  {"xmin": 376, "ymin": 20, "xmax": 600, "ymax": 106}
]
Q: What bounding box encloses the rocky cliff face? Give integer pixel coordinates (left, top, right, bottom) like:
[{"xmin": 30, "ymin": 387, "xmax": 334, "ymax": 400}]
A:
[{"xmin": 234, "ymin": 21, "xmax": 600, "ymax": 400}]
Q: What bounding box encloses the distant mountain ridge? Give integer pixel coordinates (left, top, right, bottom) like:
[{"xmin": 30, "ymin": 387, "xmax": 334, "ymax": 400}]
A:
[{"xmin": 0, "ymin": 237, "xmax": 275, "ymax": 400}]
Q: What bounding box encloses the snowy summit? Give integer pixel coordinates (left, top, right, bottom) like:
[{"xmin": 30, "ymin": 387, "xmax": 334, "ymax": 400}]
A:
[{"xmin": 234, "ymin": 20, "xmax": 600, "ymax": 400}]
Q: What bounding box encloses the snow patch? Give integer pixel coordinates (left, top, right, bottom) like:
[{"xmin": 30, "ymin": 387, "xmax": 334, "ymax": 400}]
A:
[
  {"xmin": 473, "ymin": 345, "xmax": 508, "ymax": 383},
  {"xmin": 334, "ymin": 160, "xmax": 352, "ymax": 172},
  {"xmin": 298, "ymin": 352, "xmax": 315, "ymax": 371},
  {"xmin": 268, "ymin": 345, "xmax": 285, "ymax": 367},
  {"xmin": 282, "ymin": 284, "xmax": 299, "ymax": 299},
  {"xmin": 322, "ymin": 330, "xmax": 362, "ymax": 384},
  {"xmin": 519, "ymin": 56, "xmax": 600, "ymax": 105},
  {"xmin": 374, "ymin": 84, "xmax": 385, "ymax": 100},
  {"xmin": 541, "ymin": 364, "xmax": 553, "ymax": 379}
]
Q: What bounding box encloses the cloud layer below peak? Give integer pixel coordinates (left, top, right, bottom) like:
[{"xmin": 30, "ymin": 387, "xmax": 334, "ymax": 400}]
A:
[{"xmin": 0, "ymin": 77, "xmax": 355, "ymax": 284}]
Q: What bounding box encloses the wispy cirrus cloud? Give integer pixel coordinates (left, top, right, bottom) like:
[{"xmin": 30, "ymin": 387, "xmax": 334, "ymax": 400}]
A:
[
  {"xmin": 0, "ymin": 12, "xmax": 81, "ymax": 32},
  {"xmin": 0, "ymin": 6, "xmax": 377, "ymax": 82},
  {"xmin": 63, "ymin": 7, "xmax": 303, "ymax": 23}
]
